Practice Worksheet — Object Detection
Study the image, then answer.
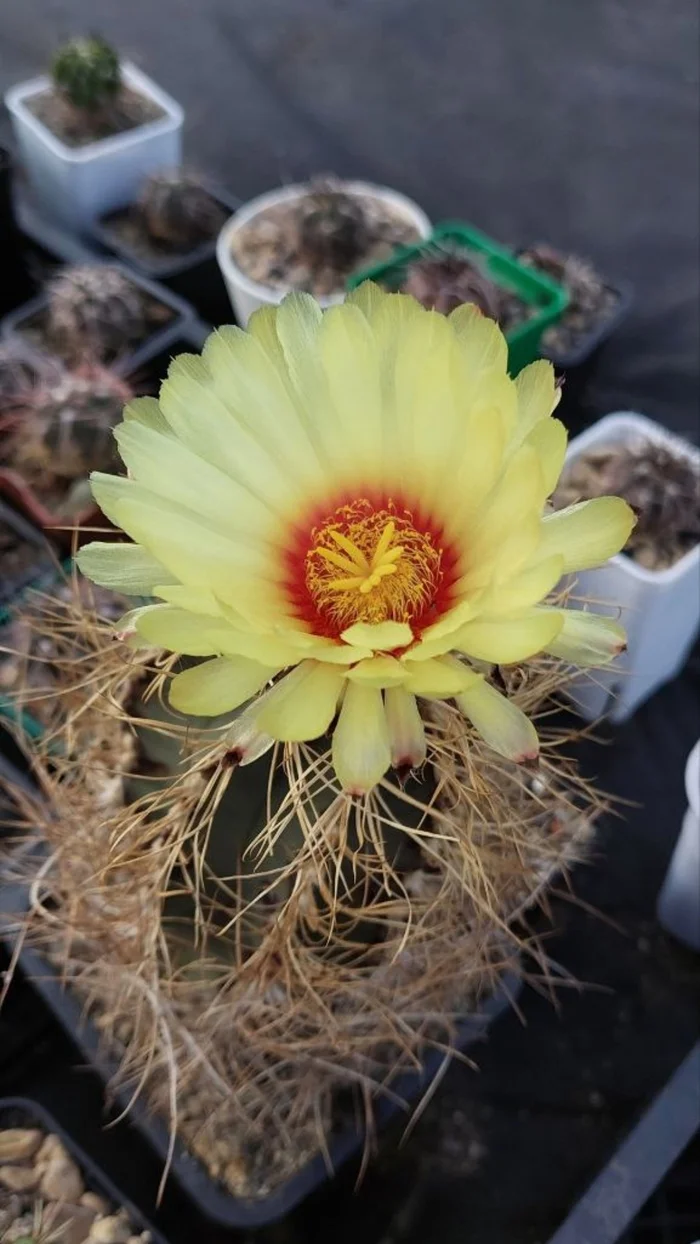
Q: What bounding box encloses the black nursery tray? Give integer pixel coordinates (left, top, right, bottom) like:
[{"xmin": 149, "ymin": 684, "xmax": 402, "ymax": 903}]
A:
[
  {"xmin": 0, "ymin": 833, "xmax": 521, "ymax": 1230},
  {"xmin": 92, "ymin": 180, "xmax": 241, "ymax": 328},
  {"xmin": 0, "ymin": 1096, "xmax": 169, "ymax": 1244},
  {"xmin": 1, "ymin": 258, "xmax": 196, "ymax": 377}
]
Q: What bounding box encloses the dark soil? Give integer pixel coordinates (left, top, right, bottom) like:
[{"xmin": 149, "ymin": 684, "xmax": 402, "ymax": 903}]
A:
[
  {"xmin": 26, "ymin": 83, "xmax": 164, "ymax": 148},
  {"xmin": 0, "ymin": 517, "xmax": 51, "ymax": 607},
  {"xmin": 518, "ymin": 244, "xmax": 621, "ymax": 357},
  {"xmin": 101, "ymin": 190, "xmax": 229, "ymax": 263},
  {"xmin": 14, "ymin": 287, "xmax": 175, "ymax": 367},
  {"xmin": 231, "ymin": 188, "xmax": 422, "ymax": 297},
  {"xmin": 553, "ymin": 440, "xmax": 700, "ymax": 571}
]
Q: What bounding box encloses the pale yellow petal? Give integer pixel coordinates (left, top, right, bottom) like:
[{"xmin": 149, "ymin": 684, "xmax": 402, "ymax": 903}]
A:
[
  {"xmin": 384, "ymin": 686, "xmax": 427, "ymax": 770},
  {"xmin": 123, "ymin": 395, "xmax": 171, "ymax": 436},
  {"xmin": 318, "ymin": 302, "xmax": 384, "ymax": 478},
  {"xmin": 222, "ymin": 709, "xmax": 275, "ymax": 765},
  {"xmin": 455, "ymin": 609, "xmax": 564, "ymax": 664},
  {"xmin": 539, "ymin": 498, "xmax": 636, "ymax": 572},
  {"xmin": 340, "ymin": 621, "xmax": 413, "ymax": 651},
  {"xmin": 169, "ymin": 656, "xmax": 277, "ymax": 717},
  {"xmin": 524, "ymin": 417, "xmax": 568, "ymax": 499},
  {"xmin": 545, "ymin": 608, "xmax": 627, "ymax": 666},
  {"xmin": 345, "ymin": 656, "xmax": 407, "ymax": 687},
  {"xmin": 512, "ymin": 359, "xmax": 558, "ymax": 442},
  {"xmin": 403, "ymin": 656, "xmax": 482, "ymax": 698},
  {"xmin": 77, "ymin": 542, "xmax": 176, "ymax": 595},
  {"xmin": 477, "ymin": 554, "xmax": 565, "ymax": 615},
  {"xmin": 154, "ymin": 584, "xmax": 226, "ymax": 619},
  {"xmin": 331, "ymin": 683, "xmax": 391, "ymax": 795},
  {"xmin": 456, "ymin": 679, "xmax": 539, "ymax": 762},
  {"xmin": 135, "ymin": 606, "xmax": 302, "ymax": 665},
  {"xmin": 344, "ymin": 279, "xmax": 387, "ymax": 323},
  {"xmin": 449, "ymin": 303, "xmax": 508, "ymax": 376},
  {"xmin": 255, "ymin": 661, "xmax": 343, "ymax": 741}
]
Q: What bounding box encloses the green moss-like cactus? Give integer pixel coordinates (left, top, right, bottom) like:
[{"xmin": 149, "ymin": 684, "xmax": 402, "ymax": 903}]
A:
[{"xmin": 52, "ymin": 36, "xmax": 121, "ymax": 113}]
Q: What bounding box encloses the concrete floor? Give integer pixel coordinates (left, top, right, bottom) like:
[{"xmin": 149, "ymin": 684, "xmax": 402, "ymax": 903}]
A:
[{"xmin": 1, "ymin": 0, "xmax": 698, "ymax": 436}]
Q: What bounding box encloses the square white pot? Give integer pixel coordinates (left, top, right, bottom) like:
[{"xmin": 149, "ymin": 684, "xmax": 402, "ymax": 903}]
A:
[
  {"xmin": 563, "ymin": 412, "xmax": 700, "ymax": 722},
  {"xmin": 5, "ymin": 62, "xmax": 183, "ymax": 232}
]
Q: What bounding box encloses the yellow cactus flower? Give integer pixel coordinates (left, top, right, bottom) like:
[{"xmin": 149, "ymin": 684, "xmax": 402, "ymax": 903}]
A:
[{"xmin": 77, "ymin": 284, "xmax": 634, "ymax": 794}]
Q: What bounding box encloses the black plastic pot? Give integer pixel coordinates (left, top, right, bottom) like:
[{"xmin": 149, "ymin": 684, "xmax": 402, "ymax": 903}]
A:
[
  {"xmin": 547, "ymin": 1041, "xmax": 700, "ymax": 1244},
  {"xmin": 0, "ymin": 859, "xmax": 520, "ymax": 1229},
  {"xmin": 0, "ymin": 147, "xmax": 35, "ymax": 316},
  {"xmin": 0, "ymin": 1096, "xmax": 170, "ymax": 1243},
  {"xmin": 0, "ymin": 259, "xmax": 197, "ymax": 377},
  {"xmin": 92, "ymin": 182, "xmax": 241, "ymax": 328},
  {"xmin": 0, "ymin": 498, "xmax": 56, "ymax": 615}
]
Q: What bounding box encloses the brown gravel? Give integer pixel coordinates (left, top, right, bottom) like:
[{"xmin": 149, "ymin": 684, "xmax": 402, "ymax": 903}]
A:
[{"xmin": 26, "ymin": 85, "xmax": 163, "ymax": 148}]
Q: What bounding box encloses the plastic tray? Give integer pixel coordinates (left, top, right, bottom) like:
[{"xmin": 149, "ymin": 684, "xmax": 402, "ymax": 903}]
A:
[
  {"xmin": 348, "ymin": 220, "xmax": 569, "ymax": 375},
  {"xmin": 0, "ymin": 1096, "xmax": 169, "ymax": 1244}
]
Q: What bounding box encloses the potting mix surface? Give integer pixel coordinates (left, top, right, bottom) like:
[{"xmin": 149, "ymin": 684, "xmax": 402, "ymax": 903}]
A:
[{"xmin": 1, "ymin": 0, "xmax": 698, "ymax": 1241}]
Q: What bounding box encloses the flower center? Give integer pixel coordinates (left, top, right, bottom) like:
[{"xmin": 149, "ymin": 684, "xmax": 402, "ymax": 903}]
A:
[{"xmin": 304, "ymin": 500, "xmax": 444, "ymax": 634}]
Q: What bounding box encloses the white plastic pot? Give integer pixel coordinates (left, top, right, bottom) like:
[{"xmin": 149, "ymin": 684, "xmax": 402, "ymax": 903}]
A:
[
  {"xmin": 215, "ymin": 180, "xmax": 431, "ymax": 327},
  {"xmin": 562, "ymin": 412, "xmax": 700, "ymax": 722},
  {"xmin": 657, "ymin": 740, "xmax": 700, "ymax": 950},
  {"xmin": 5, "ymin": 62, "xmax": 183, "ymax": 232}
]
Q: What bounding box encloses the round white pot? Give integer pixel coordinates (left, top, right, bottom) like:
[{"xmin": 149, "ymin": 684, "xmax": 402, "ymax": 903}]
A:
[
  {"xmin": 561, "ymin": 412, "xmax": 700, "ymax": 723},
  {"xmin": 657, "ymin": 740, "xmax": 700, "ymax": 950},
  {"xmin": 215, "ymin": 180, "xmax": 431, "ymax": 327},
  {"xmin": 5, "ymin": 62, "xmax": 183, "ymax": 232}
]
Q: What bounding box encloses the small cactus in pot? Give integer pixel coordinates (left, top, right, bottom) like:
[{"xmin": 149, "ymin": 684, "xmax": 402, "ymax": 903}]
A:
[
  {"xmin": 401, "ymin": 244, "xmax": 502, "ymax": 318},
  {"xmin": 52, "ymin": 36, "xmax": 121, "ymax": 117},
  {"xmin": 137, "ymin": 169, "xmax": 228, "ymax": 251},
  {"xmin": 45, "ymin": 264, "xmax": 147, "ymax": 365},
  {"xmin": 297, "ymin": 176, "xmax": 373, "ymax": 275}
]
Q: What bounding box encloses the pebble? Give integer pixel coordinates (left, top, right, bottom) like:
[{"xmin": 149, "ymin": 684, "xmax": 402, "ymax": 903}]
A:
[
  {"xmin": 0, "ymin": 1163, "xmax": 40, "ymax": 1191},
  {"xmin": 40, "ymin": 1155, "xmax": 85, "ymax": 1202},
  {"xmin": 87, "ymin": 1212, "xmax": 133, "ymax": 1242},
  {"xmin": 80, "ymin": 1191, "xmax": 110, "ymax": 1214},
  {"xmin": 36, "ymin": 1131, "xmax": 71, "ymax": 1168},
  {"xmin": 0, "ymin": 1128, "xmax": 43, "ymax": 1162}
]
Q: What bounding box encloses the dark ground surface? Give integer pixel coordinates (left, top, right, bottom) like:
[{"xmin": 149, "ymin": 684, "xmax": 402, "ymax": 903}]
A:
[{"xmin": 1, "ymin": 2, "xmax": 700, "ymax": 1242}]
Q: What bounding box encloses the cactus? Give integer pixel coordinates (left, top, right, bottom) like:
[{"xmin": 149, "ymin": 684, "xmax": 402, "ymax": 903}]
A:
[
  {"xmin": 52, "ymin": 36, "xmax": 121, "ymax": 114},
  {"xmin": 46, "ymin": 265, "xmax": 147, "ymax": 365},
  {"xmin": 401, "ymin": 246, "xmax": 502, "ymax": 317},
  {"xmin": 138, "ymin": 170, "xmax": 227, "ymax": 251},
  {"xmin": 297, "ymin": 177, "xmax": 372, "ymax": 274},
  {"xmin": 7, "ymin": 364, "xmax": 132, "ymax": 513},
  {"xmin": 0, "ymin": 344, "xmax": 45, "ymax": 412}
]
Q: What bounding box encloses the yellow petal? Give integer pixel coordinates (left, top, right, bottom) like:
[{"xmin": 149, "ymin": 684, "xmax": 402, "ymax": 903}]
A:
[
  {"xmin": 345, "ymin": 656, "xmax": 407, "ymax": 687},
  {"xmin": 512, "ymin": 359, "xmax": 558, "ymax": 442},
  {"xmin": 331, "ymin": 683, "xmax": 391, "ymax": 795},
  {"xmin": 449, "ymin": 303, "xmax": 508, "ymax": 376},
  {"xmin": 222, "ymin": 709, "xmax": 275, "ymax": 765},
  {"xmin": 456, "ymin": 679, "xmax": 539, "ymax": 762},
  {"xmin": 319, "ymin": 303, "xmax": 384, "ymax": 479},
  {"xmin": 545, "ymin": 609, "xmax": 627, "ymax": 666},
  {"xmin": 77, "ymin": 542, "xmax": 176, "ymax": 595},
  {"xmin": 384, "ymin": 686, "xmax": 427, "ymax": 770},
  {"xmin": 539, "ymin": 498, "xmax": 636, "ymax": 573},
  {"xmin": 254, "ymin": 661, "xmax": 343, "ymax": 741},
  {"xmin": 123, "ymin": 395, "xmax": 172, "ymax": 436},
  {"xmin": 477, "ymin": 554, "xmax": 565, "ymax": 615},
  {"xmin": 524, "ymin": 417, "xmax": 568, "ymax": 499},
  {"xmin": 135, "ymin": 606, "xmax": 301, "ymax": 665},
  {"xmin": 455, "ymin": 609, "xmax": 564, "ymax": 664},
  {"xmin": 169, "ymin": 656, "xmax": 277, "ymax": 717},
  {"xmin": 345, "ymin": 279, "xmax": 387, "ymax": 323},
  {"xmin": 340, "ymin": 621, "xmax": 413, "ymax": 651},
  {"xmin": 465, "ymin": 443, "xmax": 544, "ymax": 582},
  {"xmin": 403, "ymin": 656, "xmax": 482, "ymax": 698},
  {"xmin": 154, "ymin": 584, "xmax": 225, "ymax": 619}
]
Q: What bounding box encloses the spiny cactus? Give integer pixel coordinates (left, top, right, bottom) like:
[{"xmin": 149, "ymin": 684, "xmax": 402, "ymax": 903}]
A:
[
  {"xmin": 138, "ymin": 170, "xmax": 228, "ymax": 251},
  {"xmin": 52, "ymin": 36, "xmax": 121, "ymax": 114},
  {"xmin": 9, "ymin": 364, "xmax": 132, "ymax": 501},
  {"xmin": 0, "ymin": 344, "xmax": 45, "ymax": 412},
  {"xmin": 401, "ymin": 245, "xmax": 502, "ymax": 317},
  {"xmin": 46, "ymin": 264, "xmax": 146, "ymax": 365},
  {"xmin": 297, "ymin": 177, "xmax": 372, "ymax": 274}
]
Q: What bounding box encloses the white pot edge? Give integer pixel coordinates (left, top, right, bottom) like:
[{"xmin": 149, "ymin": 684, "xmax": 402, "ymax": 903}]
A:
[
  {"xmin": 686, "ymin": 740, "xmax": 700, "ymax": 820},
  {"xmin": 564, "ymin": 411, "xmax": 700, "ymax": 585},
  {"xmin": 4, "ymin": 62, "xmax": 184, "ymax": 164},
  {"xmin": 215, "ymin": 180, "xmax": 432, "ymax": 309}
]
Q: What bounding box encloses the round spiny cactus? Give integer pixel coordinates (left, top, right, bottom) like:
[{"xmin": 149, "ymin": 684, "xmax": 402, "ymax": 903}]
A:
[
  {"xmin": 23, "ymin": 364, "xmax": 132, "ymax": 482},
  {"xmin": 46, "ymin": 264, "xmax": 146, "ymax": 365},
  {"xmin": 297, "ymin": 177, "xmax": 372, "ymax": 273},
  {"xmin": 401, "ymin": 246, "xmax": 502, "ymax": 318},
  {"xmin": 138, "ymin": 170, "xmax": 227, "ymax": 251},
  {"xmin": 52, "ymin": 36, "xmax": 121, "ymax": 113}
]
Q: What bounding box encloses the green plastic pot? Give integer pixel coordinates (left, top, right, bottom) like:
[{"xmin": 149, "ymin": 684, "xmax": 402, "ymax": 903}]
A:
[{"xmin": 347, "ymin": 221, "xmax": 569, "ymax": 375}]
